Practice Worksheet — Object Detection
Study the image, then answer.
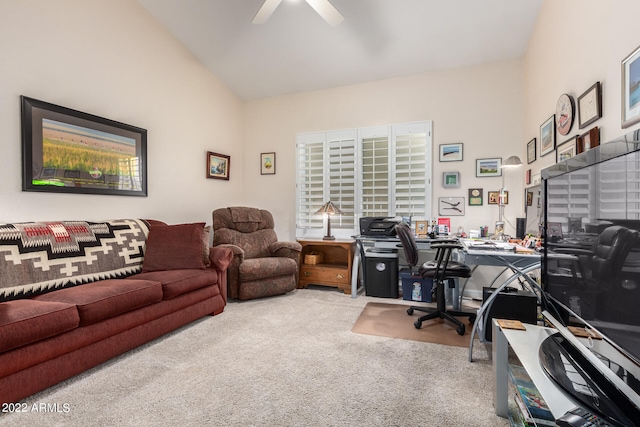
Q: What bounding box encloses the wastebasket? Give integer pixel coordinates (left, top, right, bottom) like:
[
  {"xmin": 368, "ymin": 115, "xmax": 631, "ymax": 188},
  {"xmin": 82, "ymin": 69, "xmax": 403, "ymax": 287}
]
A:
[{"xmin": 364, "ymin": 248, "xmax": 399, "ymax": 298}]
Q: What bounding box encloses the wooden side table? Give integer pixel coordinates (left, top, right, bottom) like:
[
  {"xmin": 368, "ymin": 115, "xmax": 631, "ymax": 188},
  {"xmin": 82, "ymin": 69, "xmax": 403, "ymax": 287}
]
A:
[{"xmin": 297, "ymin": 239, "xmax": 355, "ymax": 295}]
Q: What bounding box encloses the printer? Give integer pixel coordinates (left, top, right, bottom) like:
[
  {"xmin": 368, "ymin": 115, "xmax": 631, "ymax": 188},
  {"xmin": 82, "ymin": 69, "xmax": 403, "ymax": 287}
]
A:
[{"xmin": 360, "ymin": 217, "xmax": 400, "ymax": 237}]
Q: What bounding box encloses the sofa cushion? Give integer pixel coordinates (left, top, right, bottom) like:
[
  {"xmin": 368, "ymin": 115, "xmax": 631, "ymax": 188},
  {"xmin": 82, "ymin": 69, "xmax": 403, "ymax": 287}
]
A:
[
  {"xmin": 239, "ymin": 257, "xmax": 298, "ymax": 282},
  {"xmin": 33, "ymin": 279, "xmax": 162, "ymax": 325},
  {"xmin": 142, "ymin": 223, "xmax": 207, "ymax": 272},
  {"xmin": 131, "ymin": 269, "xmax": 219, "ymax": 300},
  {"xmin": 0, "ymin": 299, "xmax": 79, "ymax": 353}
]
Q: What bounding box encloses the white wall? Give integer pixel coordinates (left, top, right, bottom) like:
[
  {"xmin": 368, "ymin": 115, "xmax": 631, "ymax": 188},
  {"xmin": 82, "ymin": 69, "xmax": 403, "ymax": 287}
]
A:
[
  {"xmin": 524, "ymin": 0, "xmax": 640, "ymax": 178},
  {"xmin": 0, "ymin": 0, "xmax": 244, "ymax": 226},
  {"xmin": 243, "ymin": 60, "xmax": 526, "ymax": 240}
]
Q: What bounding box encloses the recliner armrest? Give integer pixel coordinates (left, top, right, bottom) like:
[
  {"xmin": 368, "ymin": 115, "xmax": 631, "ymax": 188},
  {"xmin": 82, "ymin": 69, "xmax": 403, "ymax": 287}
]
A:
[
  {"xmin": 216, "ymin": 243, "xmax": 245, "ymax": 263},
  {"xmin": 270, "ymin": 241, "xmax": 302, "ymax": 261}
]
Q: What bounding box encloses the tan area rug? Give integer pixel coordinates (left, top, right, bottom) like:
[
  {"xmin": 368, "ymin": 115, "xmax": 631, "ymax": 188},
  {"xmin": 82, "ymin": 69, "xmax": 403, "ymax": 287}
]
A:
[{"xmin": 351, "ymin": 302, "xmax": 473, "ymax": 347}]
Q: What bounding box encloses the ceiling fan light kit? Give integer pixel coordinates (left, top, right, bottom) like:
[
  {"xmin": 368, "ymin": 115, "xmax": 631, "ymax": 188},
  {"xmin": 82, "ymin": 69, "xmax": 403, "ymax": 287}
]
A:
[{"xmin": 253, "ymin": 0, "xmax": 344, "ymax": 26}]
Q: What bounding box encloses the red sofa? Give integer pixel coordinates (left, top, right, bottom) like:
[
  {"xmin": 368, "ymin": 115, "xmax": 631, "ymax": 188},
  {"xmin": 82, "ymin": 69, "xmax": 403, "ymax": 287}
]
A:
[{"xmin": 0, "ymin": 219, "xmax": 232, "ymax": 404}]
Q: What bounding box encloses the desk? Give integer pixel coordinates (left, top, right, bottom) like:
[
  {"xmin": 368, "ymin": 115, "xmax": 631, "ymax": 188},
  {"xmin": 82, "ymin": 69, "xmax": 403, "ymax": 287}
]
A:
[{"xmin": 460, "ymin": 240, "xmax": 542, "ymax": 362}]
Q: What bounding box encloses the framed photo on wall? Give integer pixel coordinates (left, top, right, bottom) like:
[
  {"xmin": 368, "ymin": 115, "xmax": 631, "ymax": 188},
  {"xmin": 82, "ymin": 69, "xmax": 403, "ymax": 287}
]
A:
[
  {"xmin": 577, "ymin": 81, "xmax": 602, "ymax": 129},
  {"xmin": 438, "ymin": 197, "xmax": 465, "ymax": 216},
  {"xmin": 207, "ymin": 151, "xmax": 230, "ymax": 180},
  {"xmin": 540, "ymin": 115, "xmax": 556, "ymax": 157},
  {"xmin": 622, "ymin": 45, "xmax": 640, "ymax": 128},
  {"xmin": 21, "ymin": 96, "xmax": 148, "ymax": 197},
  {"xmin": 442, "ymin": 171, "xmax": 460, "ymax": 188},
  {"xmin": 556, "ymin": 137, "xmax": 577, "ymax": 163},
  {"xmin": 476, "ymin": 158, "xmax": 502, "ymax": 177},
  {"xmin": 439, "ymin": 143, "xmax": 463, "ymax": 162},
  {"xmin": 260, "ymin": 152, "xmax": 276, "ymax": 175},
  {"xmin": 527, "ymin": 138, "xmax": 536, "ymax": 164}
]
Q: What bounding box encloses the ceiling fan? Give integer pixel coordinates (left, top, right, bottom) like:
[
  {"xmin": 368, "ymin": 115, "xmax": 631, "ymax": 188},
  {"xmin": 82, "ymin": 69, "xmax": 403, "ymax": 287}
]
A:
[{"xmin": 252, "ymin": 0, "xmax": 344, "ymax": 26}]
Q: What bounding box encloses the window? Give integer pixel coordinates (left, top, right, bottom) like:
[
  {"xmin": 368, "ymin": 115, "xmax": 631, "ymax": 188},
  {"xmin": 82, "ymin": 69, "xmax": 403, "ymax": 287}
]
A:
[{"xmin": 296, "ymin": 121, "xmax": 432, "ymax": 238}]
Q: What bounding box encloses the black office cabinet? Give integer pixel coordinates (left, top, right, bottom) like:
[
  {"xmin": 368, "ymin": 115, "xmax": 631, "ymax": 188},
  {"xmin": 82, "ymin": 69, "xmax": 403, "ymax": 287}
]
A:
[
  {"xmin": 364, "ymin": 249, "xmax": 399, "ymax": 298},
  {"xmin": 482, "ymin": 287, "xmax": 537, "ymax": 341}
]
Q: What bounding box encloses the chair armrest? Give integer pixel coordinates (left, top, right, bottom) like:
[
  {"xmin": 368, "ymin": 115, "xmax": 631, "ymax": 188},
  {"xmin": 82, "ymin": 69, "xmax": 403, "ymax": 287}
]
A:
[
  {"xmin": 215, "ymin": 243, "xmax": 244, "ymax": 263},
  {"xmin": 270, "ymin": 241, "xmax": 302, "ymax": 260},
  {"xmin": 209, "ymin": 246, "xmax": 234, "ymax": 271},
  {"xmin": 431, "ymin": 242, "xmax": 464, "ymax": 250},
  {"xmin": 552, "ymin": 247, "xmax": 592, "ymax": 256}
]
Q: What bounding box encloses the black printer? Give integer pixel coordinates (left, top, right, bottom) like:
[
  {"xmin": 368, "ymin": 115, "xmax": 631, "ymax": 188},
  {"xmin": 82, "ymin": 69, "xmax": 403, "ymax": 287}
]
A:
[{"xmin": 360, "ymin": 217, "xmax": 399, "ymax": 236}]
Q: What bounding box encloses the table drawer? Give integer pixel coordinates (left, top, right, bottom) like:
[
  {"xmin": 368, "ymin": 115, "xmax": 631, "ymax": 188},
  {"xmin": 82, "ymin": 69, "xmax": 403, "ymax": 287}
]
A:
[{"xmin": 300, "ymin": 266, "xmax": 350, "ymax": 285}]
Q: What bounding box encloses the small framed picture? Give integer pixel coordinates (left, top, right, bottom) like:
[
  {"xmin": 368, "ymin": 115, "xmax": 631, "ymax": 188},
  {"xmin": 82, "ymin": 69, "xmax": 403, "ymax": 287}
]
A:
[
  {"xmin": 525, "ymin": 169, "xmax": 531, "ymax": 185},
  {"xmin": 527, "ymin": 138, "xmax": 536, "ymax": 164},
  {"xmin": 540, "ymin": 115, "xmax": 556, "ymax": 157},
  {"xmin": 547, "ymin": 222, "xmax": 563, "ymax": 238},
  {"xmin": 476, "ymin": 158, "xmax": 502, "ymax": 177},
  {"xmin": 526, "ymin": 190, "xmax": 533, "ymax": 206},
  {"xmin": 577, "ymin": 127, "xmax": 600, "ymax": 154},
  {"xmin": 622, "ymin": 45, "xmax": 640, "ymax": 128},
  {"xmin": 207, "ymin": 151, "xmax": 230, "ymax": 180},
  {"xmin": 443, "ymin": 171, "xmax": 460, "ymax": 188},
  {"xmin": 487, "ymin": 191, "xmax": 508, "ymax": 205},
  {"xmin": 556, "ymin": 137, "xmax": 577, "ymax": 163},
  {"xmin": 577, "ymin": 81, "xmax": 602, "ymax": 129},
  {"xmin": 260, "ymin": 152, "xmax": 276, "ymax": 175},
  {"xmin": 438, "ymin": 197, "xmax": 465, "ymax": 216},
  {"xmin": 439, "ymin": 143, "xmax": 463, "ymax": 162},
  {"xmin": 468, "ymin": 188, "xmax": 483, "ymax": 206},
  {"xmin": 415, "ymin": 220, "xmax": 428, "ymax": 237}
]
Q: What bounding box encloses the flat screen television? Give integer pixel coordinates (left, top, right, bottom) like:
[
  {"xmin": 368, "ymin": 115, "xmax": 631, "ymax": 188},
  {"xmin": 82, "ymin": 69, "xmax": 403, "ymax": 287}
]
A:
[{"xmin": 541, "ymin": 129, "xmax": 640, "ymax": 425}]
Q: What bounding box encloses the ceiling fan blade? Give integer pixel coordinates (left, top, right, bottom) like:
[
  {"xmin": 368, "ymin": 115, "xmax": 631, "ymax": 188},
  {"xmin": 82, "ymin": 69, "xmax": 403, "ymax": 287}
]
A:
[
  {"xmin": 252, "ymin": 0, "xmax": 283, "ymax": 24},
  {"xmin": 305, "ymin": 0, "xmax": 344, "ymax": 26}
]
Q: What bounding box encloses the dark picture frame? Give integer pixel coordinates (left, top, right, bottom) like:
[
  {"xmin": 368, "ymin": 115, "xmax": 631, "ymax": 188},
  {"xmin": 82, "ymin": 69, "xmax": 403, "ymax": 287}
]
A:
[
  {"xmin": 527, "ymin": 138, "xmax": 536, "ymax": 164},
  {"xmin": 577, "ymin": 127, "xmax": 600, "ymax": 154},
  {"xmin": 21, "ymin": 96, "xmax": 147, "ymax": 196},
  {"xmin": 260, "ymin": 152, "xmax": 276, "ymax": 175},
  {"xmin": 577, "ymin": 81, "xmax": 602, "ymax": 129},
  {"xmin": 622, "ymin": 45, "xmax": 640, "ymax": 128},
  {"xmin": 540, "ymin": 115, "xmax": 556, "ymax": 157},
  {"xmin": 207, "ymin": 151, "xmax": 230, "ymax": 180},
  {"xmin": 439, "ymin": 143, "xmax": 463, "ymax": 162},
  {"xmin": 488, "ymin": 191, "xmax": 508, "ymax": 205},
  {"xmin": 468, "ymin": 188, "xmax": 483, "ymax": 206}
]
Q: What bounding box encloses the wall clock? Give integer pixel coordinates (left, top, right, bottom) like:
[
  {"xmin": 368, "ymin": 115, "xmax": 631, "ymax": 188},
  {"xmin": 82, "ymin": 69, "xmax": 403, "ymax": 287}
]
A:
[{"xmin": 555, "ymin": 93, "xmax": 575, "ymax": 136}]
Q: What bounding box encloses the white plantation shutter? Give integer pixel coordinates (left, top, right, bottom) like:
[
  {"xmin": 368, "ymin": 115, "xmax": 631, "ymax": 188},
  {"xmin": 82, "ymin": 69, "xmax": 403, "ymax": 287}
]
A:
[{"xmin": 296, "ymin": 121, "xmax": 431, "ymax": 238}]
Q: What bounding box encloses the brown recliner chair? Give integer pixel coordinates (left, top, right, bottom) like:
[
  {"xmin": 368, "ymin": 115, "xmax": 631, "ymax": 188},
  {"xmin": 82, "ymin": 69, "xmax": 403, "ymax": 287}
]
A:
[{"xmin": 212, "ymin": 206, "xmax": 301, "ymax": 300}]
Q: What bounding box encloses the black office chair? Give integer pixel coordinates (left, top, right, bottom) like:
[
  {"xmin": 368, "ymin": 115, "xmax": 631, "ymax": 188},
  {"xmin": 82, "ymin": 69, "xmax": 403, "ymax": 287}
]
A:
[{"xmin": 395, "ymin": 223, "xmax": 476, "ymax": 335}]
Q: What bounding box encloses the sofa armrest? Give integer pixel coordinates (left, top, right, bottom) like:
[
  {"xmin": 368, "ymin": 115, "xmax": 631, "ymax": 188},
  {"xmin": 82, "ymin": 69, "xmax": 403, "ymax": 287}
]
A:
[
  {"xmin": 270, "ymin": 241, "xmax": 302, "ymax": 261},
  {"xmin": 215, "ymin": 243, "xmax": 244, "ymax": 263},
  {"xmin": 209, "ymin": 246, "xmax": 234, "ymax": 271}
]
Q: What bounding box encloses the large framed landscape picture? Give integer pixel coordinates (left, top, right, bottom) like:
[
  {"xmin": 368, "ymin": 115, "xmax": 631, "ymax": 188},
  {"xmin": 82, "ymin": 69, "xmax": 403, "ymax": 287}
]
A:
[
  {"xmin": 622, "ymin": 45, "xmax": 640, "ymax": 128},
  {"xmin": 21, "ymin": 96, "xmax": 147, "ymax": 196}
]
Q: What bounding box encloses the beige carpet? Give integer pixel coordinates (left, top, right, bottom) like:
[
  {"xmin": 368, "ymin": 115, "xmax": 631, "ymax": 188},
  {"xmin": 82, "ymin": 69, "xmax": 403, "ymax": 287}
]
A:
[
  {"xmin": 0, "ymin": 289, "xmax": 506, "ymax": 427},
  {"xmin": 351, "ymin": 302, "xmax": 473, "ymax": 347}
]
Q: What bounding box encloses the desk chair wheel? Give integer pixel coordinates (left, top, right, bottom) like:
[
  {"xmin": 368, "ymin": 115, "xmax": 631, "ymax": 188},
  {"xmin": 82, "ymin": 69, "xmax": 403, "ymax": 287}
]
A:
[
  {"xmin": 407, "ymin": 307, "xmax": 414, "ymax": 315},
  {"xmin": 414, "ymin": 319, "xmax": 422, "ymax": 329},
  {"xmin": 469, "ymin": 314, "xmax": 476, "ymax": 324},
  {"xmin": 457, "ymin": 325, "xmax": 465, "ymax": 335}
]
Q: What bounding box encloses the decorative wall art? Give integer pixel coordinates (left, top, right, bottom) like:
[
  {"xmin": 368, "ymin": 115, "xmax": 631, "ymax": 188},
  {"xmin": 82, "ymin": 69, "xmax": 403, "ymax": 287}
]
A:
[
  {"xmin": 207, "ymin": 151, "xmax": 230, "ymax": 180},
  {"xmin": 527, "ymin": 138, "xmax": 536, "ymax": 164},
  {"xmin": 577, "ymin": 81, "xmax": 602, "ymax": 129},
  {"xmin": 622, "ymin": 45, "xmax": 640, "ymax": 128},
  {"xmin": 468, "ymin": 188, "xmax": 483, "ymax": 206},
  {"xmin": 260, "ymin": 152, "xmax": 276, "ymax": 175},
  {"xmin": 525, "ymin": 169, "xmax": 531, "ymax": 186},
  {"xmin": 556, "ymin": 138, "xmax": 577, "ymax": 163},
  {"xmin": 476, "ymin": 158, "xmax": 502, "ymax": 177},
  {"xmin": 21, "ymin": 96, "xmax": 148, "ymax": 196},
  {"xmin": 438, "ymin": 197, "xmax": 465, "ymax": 216},
  {"xmin": 442, "ymin": 171, "xmax": 460, "ymax": 188},
  {"xmin": 415, "ymin": 220, "xmax": 428, "ymax": 237},
  {"xmin": 488, "ymin": 191, "xmax": 508, "ymax": 205},
  {"xmin": 540, "ymin": 115, "xmax": 556, "ymax": 157},
  {"xmin": 577, "ymin": 127, "xmax": 600, "ymax": 154},
  {"xmin": 439, "ymin": 143, "xmax": 463, "ymax": 162},
  {"xmin": 555, "ymin": 93, "xmax": 575, "ymax": 136}
]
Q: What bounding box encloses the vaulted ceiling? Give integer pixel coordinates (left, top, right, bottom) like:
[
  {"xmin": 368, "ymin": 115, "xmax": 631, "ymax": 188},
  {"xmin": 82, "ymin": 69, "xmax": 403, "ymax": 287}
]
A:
[{"xmin": 138, "ymin": 0, "xmax": 542, "ymax": 101}]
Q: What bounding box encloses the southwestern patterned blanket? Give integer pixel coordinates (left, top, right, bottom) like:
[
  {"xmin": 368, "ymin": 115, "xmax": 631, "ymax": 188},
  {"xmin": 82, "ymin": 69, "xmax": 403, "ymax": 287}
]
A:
[{"xmin": 0, "ymin": 219, "xmax": 149, "ymax": 301}]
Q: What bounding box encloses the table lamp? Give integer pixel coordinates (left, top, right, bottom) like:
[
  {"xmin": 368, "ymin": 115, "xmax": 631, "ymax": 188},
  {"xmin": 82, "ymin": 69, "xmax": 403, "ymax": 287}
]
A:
[{"xmin": 315, "ymin": 201, "xmax": 343, "ymax": 240}]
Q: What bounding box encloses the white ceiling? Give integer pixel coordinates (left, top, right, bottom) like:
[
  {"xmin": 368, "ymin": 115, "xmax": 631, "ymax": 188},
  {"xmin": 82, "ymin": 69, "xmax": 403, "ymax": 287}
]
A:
[{"xmin": 137, "ymin": 0, "xmax": 542, "ymax": 101}]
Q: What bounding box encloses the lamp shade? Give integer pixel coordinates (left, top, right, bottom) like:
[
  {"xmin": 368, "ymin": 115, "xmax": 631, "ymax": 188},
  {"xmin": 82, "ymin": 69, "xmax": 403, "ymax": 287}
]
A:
[
  {"xmin": 502, "ymin": 155, "xmax": 523, "ymax": 168},
  {"xmin": 315, "ymin": 201, "xmax": 343, "ymax": 215}
]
